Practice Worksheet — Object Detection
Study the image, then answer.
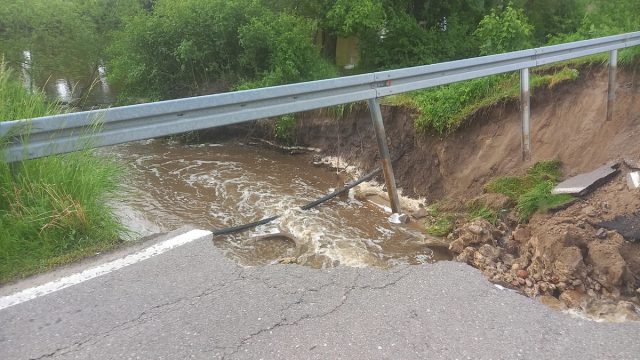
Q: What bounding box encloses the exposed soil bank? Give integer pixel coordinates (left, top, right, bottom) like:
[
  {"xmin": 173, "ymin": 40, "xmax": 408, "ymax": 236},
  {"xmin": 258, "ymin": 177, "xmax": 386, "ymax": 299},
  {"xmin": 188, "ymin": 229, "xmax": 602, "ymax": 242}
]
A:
[
  {"xmin": 448, "ymin": 166, "xmax": 640, "ymax": 321},
  {"xmin": 230, "ymin": 65, "xmax": 639, "ymax": 205},
  {"xmin": 201, "ymin": 64, "xmax": 640, "ymax": 319}
]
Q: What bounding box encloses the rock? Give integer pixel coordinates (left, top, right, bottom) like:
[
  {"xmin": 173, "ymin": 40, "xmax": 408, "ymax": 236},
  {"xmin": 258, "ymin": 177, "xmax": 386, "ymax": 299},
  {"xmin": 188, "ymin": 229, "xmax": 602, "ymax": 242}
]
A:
[
  {"xmin": 539, "ymin": 295, "xmax": 566, "ymax": 310},
  {"xmin": 389, "ymin": 213, "xmax": 409, "ymax": 224},
  {"xmin": 512, "ymin": 225, "xmax": 531, "ymax": 244},
  {"xmin": 468, "ymin": 225, "xmax": 484, "ymax": 235},
  {"xmin": 623, "ymin": 157, "xmax": 640, "ymax": 170},
  {"xmin": 412, "ymin": 207, "xmax": 429, "ymax": 219},
  {"xmin": 518, "ymin": 278, "xmax": 526, "ymax": 285},
  {"xmin": 616, "ymin": 301, "xmax": 640, "ymax": 321},
  {"xmin": 478, "ymin": 244, "xmax": 501, "ymax": 262},
  {"xmin": 597, "ymin": 212, "xmax": 640, "ymax": 242},
  {"xmin": 572, "ymin": 279, "xmax": 583, "ymax": 286},
  {"xmin": 539, "ymin": 282, "xmax": 549, "ymax": 292},
  {"xmin": 533, "ymin": 273, "xmax": 542, "ymax": 282},
  {"xmin": 553, "ymin": 246, "xmax": 585, "ymax": 279},
  {"xmin": 582, "ymin": 205, "xmax": 597, "ymax": 216},
  {"xmin": 512, "ymin": 263, "xmax": 521, "ymax": 271},
  {"xmin": 517, "ymin": 270, "xmax": 529, "ymax": 279},
  {"xmin": 560, "ymin": 290, "xmax": 586, "ymax": 309},
  {"xmin": 278, "ymin": 257, "xmax": 298, "ymax": 264},
  {"xmin": 501, "ymin": 253, "xmax": 515, "ymax": 267},
  {"xmin": 557, "ymin": 282, "xmax": 567, "ymax": 292},
  {"xmin": 594, "ymin": 282, "xmax": 602, "ymax": 292},
  {"xmin": 525, "ymin": 279, "xmax": 533, "ymax": 287},
  {"xmin": 456, "ymin": 247, "xmax": 475, "ymax": 263},
  {"xmin": 595, "ymin": 228, "xmax": 608, "ymax": 239},
  {"xmin": 449, "ymin": 239, "xmax": 465, "ymax": 254},
  {"xmin": 587, "ymin": 241, "xmax": 630, "ymax": 289},
  {"xmin": 473, "ymin": 251, "xmax": 485, "ymax": 264}
]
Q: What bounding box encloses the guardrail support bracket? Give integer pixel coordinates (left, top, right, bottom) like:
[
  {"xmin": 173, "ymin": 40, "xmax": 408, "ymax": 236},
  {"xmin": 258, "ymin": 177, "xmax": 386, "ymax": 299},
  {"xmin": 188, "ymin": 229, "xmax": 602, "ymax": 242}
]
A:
[{"xmin": 367, "ymin": 98, "xmax": 402, "ymax": 214}]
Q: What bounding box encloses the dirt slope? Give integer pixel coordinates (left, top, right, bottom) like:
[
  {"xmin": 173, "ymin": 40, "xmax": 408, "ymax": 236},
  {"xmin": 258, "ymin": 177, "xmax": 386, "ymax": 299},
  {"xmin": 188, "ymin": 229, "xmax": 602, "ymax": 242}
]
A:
[{"xmin": 288, "ymin": 65, "xmax": 639, "ymax": 203}]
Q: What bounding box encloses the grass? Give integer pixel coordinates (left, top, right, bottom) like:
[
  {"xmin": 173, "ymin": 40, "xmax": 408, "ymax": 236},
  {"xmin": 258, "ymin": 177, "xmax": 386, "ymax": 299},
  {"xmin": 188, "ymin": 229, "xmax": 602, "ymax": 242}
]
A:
[
  {"xmin": 0, "ymin": 63, "xmax": 124, "ymax": 283},
  {"xmin": 484, "ymin": 160, "xmax": 574, "ymax": 222},
  {"xmin": 386, "ymin": 67, "xmax": 579, "ymax": 135},
  {"xmin": 424, "ymin": 205, "xmax": 455, "ymax": 237},
  {"xmin": 467, "ymin": 201, "xmax": 499, "ymax": 225}
]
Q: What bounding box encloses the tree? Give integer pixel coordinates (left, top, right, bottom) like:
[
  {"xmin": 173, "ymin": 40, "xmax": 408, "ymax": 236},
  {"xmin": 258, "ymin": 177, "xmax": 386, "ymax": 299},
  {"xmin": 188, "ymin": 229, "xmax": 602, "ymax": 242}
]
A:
[{"xmin": 473, "ymin": 4, "xmax": 534, "ymax": 55}]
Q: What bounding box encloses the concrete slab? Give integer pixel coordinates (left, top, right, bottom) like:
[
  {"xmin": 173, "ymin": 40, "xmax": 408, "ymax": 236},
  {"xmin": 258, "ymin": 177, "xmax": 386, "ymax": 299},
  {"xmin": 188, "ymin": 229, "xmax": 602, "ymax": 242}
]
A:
[
  {"xmin": 628, "ymin": 171, "xmax": 640, "ymax": 190},
  {"xmin": 597, "ymin": 212, "xmax": 640, "ymax": 242},
  {"xmin": 552, "ymin": 163, "xmax": 620, "ymax": 196}
]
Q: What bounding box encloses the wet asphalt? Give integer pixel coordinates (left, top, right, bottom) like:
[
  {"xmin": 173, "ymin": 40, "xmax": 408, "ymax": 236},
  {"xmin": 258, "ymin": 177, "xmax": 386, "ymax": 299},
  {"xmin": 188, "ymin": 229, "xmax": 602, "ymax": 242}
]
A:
[{"xmin": 1, "ymin": 230, "xmax": 640, "ymax": 360}]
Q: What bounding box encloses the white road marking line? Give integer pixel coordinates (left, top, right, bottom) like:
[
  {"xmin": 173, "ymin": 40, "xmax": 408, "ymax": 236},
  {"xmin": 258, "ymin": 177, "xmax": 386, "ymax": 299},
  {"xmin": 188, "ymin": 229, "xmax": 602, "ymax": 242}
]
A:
[{"xmin": 0, "ymin": 229, "xmax": 213, "ymax": 311}]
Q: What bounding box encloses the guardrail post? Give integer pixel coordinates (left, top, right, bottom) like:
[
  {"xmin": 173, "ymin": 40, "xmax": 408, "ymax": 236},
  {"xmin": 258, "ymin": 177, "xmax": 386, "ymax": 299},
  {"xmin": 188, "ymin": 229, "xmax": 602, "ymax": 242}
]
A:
[
  {"xmin": 367, "ymin": 98, "xmax": 402, "ymax": 214},
  {"xmin": 520, "ymin": 68, "xmax": 531, "ymax": 161},
  {"xmin": 606, "ymin": 49, "xmax": 618, "ymax": 122}
]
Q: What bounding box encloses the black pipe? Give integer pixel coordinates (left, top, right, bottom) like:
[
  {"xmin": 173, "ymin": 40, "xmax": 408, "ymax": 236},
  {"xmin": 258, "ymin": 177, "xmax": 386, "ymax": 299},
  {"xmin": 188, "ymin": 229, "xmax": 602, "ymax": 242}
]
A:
[
  {"xmin": 211, "ymin": 150, "xmax": 405, "ymax": 237},
  {"xmin": 212, "ymin": 167, "xmax": 382, "ymax": 236}
]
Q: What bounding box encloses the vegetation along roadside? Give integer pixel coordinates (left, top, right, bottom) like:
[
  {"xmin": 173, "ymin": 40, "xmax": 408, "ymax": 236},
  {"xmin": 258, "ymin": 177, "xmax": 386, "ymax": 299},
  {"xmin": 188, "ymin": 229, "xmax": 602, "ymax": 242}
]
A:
[{"xmin": 0, "ymin": 65, "xmax": 125, "ymax": 283}]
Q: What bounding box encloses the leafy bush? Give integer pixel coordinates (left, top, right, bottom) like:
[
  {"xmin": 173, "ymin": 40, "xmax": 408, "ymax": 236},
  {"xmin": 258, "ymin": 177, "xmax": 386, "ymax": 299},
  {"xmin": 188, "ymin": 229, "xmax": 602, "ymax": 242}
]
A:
[
  {"xmin": 474, "ymin": 4, "xmax": 534, "ymax": 56},
  {"xmin": 274, "ymin": 115, "xmax": 297, "ymax": 144},
  {"xmin": 108, "ymin": 0, "xmax": 335, "ymax": 101},
  {"xmin": 237, "ymin": 13, "xmax": 336, "ymax": 89},
  {"xmin": 325, "ymin": 0, "xmax": 384, "ymax": 37}
]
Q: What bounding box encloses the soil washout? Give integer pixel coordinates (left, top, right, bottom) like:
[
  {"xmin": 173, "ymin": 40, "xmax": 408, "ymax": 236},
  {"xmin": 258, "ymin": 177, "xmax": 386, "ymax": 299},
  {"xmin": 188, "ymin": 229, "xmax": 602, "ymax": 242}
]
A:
[{"xmin": 202, "ymin": 64, "xmax": 640, "ymax": 319}]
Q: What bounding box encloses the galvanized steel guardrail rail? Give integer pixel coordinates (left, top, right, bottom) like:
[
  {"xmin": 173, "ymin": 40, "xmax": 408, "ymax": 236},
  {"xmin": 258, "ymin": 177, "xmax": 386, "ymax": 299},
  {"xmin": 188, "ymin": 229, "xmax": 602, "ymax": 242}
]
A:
[{"xmin": 2, "ymin": 31, "xmax": 640, "ymax": 213}]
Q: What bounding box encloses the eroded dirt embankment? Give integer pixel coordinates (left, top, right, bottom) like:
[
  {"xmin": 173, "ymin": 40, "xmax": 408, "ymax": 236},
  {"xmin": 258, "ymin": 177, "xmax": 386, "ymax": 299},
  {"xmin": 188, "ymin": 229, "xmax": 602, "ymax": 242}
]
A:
[
  {"xmin": 279, "ymin": 66, "xmax": 640, "ymax": 204},
  {"xmin": 203, "ymin": 64, "xmax": 640, "ymax": 318}
]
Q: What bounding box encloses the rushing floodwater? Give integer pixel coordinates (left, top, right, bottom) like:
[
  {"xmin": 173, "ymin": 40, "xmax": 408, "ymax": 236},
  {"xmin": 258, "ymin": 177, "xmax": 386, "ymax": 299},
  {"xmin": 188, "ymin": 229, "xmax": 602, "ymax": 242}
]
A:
[{"xmin": 108, "ymin": 139, "xmax": 449, "ymax": 268}]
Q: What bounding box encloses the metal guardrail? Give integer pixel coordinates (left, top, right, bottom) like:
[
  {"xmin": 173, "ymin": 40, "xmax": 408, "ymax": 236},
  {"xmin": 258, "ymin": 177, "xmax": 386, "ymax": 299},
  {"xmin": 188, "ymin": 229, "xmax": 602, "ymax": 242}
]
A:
[{"xmin": 1, "ymin": 31, "xmax": 639, "ymax": 163}]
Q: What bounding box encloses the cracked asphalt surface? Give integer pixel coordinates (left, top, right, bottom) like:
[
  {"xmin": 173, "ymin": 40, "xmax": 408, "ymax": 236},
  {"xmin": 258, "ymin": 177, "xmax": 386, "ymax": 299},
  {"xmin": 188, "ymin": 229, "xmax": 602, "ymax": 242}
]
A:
[{"xmin": 2, "ymin": 232, "xmax": 640, "ymax": 359}]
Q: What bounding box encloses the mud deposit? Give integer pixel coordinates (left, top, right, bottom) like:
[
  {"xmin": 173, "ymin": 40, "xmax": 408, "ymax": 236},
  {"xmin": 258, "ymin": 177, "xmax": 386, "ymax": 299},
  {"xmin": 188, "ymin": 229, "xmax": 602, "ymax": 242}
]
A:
[{"xmin": 108, "ymin": 140, "xmax": 449, "ymax": 268}]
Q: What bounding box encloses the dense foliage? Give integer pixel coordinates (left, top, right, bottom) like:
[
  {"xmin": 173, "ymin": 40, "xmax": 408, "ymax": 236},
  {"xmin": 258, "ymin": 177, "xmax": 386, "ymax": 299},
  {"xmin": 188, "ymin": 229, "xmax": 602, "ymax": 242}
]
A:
[{"xmin": 2, "ymin": 0, "xmax": 636, "ymax": 102}]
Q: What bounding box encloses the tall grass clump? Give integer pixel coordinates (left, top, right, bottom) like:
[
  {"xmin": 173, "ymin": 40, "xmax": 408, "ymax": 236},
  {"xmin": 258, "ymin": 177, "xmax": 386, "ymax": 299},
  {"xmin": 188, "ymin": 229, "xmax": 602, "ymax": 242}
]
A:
[
  {"xmin": 388, "ymin": 67, "xmax": 579, "ymax": 135},
  {"xmin": 485, "ymin": 160, "xmax": 574, "ymax": 222},
  {"xmin": 0, "ymin": 64, "xmax": 124, "ymax": 283}
]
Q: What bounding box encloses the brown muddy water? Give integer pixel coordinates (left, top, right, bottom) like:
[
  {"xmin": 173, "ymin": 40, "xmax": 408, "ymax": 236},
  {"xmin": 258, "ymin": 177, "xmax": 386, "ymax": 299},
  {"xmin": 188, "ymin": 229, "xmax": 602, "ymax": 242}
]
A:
[{"xmin": 108, "ymin": 139, "xmax": 450, "ymax": 268}]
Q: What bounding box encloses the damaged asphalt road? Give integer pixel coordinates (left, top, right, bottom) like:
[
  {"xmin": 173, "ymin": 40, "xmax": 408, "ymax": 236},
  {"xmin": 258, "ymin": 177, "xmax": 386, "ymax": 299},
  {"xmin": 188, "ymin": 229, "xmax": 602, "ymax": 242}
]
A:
[{"xmin": 2, "ymin": 231, "xmax": 640, "ymax": 360}]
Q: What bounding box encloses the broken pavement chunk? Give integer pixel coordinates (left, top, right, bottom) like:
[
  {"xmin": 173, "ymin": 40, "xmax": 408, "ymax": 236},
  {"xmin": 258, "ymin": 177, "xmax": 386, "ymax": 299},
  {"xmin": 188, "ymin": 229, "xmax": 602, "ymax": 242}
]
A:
[
  {"xmin": 552, "ymin": 163, "xmax": 619, "ymax": 196},
  {"xmin": 597, "ymin": 212, "xmax": 640, "ymax": 242},
  {"xmin": 628, "ymin": 171, "xmax": 640, "ymax": 190},
  {"xmin": 623, "ymin": 157, "xmax": 640, "ymax": 170}
]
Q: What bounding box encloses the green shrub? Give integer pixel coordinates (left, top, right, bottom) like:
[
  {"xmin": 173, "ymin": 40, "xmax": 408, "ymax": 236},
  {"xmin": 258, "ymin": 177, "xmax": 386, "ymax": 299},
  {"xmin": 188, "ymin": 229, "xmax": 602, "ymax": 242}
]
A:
[
  {"xmin": 474, "ymin": 4, "xmax": 534, "ymax": 56},
  {"xmin": 274, "ymin": 115, "xmax": 297, "ymax": 144}
]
